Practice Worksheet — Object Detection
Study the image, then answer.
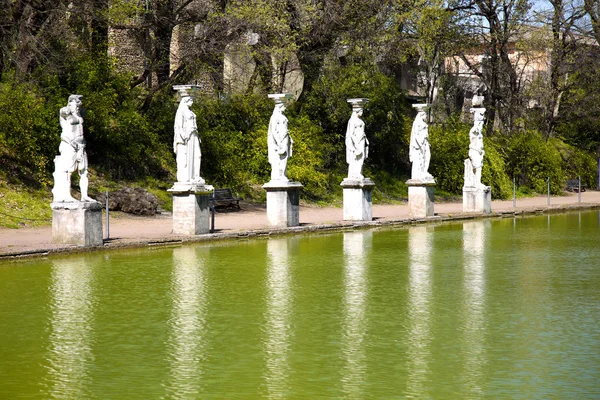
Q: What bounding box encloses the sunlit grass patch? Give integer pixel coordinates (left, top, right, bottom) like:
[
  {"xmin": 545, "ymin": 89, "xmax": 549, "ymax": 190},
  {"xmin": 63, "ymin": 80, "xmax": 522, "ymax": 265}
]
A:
[{"xmin": 0, "ymin": 184, "xmax": 52, "ymax": 228}]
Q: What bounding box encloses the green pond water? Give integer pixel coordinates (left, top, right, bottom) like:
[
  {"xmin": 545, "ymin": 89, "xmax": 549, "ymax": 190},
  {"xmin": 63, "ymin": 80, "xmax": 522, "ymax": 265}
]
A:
[{"xmin": 1, "ymin": 211, "xmax": 599, "ymax": 399}]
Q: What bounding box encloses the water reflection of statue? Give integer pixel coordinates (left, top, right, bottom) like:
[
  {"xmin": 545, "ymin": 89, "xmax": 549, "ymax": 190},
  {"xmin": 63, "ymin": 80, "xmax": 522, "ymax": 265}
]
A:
[
  {"xmin": 52, "ymin": 95, "xmax": 95, "ymax": 202},
  {"xmin": 465, "ymin": 108, "xmax": 486, "ymax": 188},
  {"xmin": 345, "ymin": 106, "xmax": 369, "ymax": 180},
  {"xmin": 174, "ymin": 96, "xmax": 202, "ymax": 183},
  {"xmin": 165, "ymin": 247, "xmax": 206, "ymax": 397},
  {"xmin": 265, "ymin": 238, "xmax": 291, "ymax": 396},
  {"xmin": 46, "ymin": 259, "xmax": 94, "ymax": 398},
  {"xmin": 409, "ymin": 106, "xmax": 434, "ymax": 182},
  {"xmin": 268, "ymin": 101, "xmax": 293, "ymax": 182}
]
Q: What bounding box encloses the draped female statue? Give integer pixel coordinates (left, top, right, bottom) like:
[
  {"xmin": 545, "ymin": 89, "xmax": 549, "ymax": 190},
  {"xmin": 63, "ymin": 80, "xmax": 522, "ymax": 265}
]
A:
[
  {"xmin": 465, "ymin": 108, "xmax": 486, "ymax": 188},
  {"xmin": 173, "ymin": 96, "xmax": 202, "ymax": 183},
  {"xmin": 345, "ymin": 106, "xmax": 369, "ymax": 180},
  {"xmin": 267, "ymin": 101, "xmax": 293, "ymax": 182},
  {"xmin": 409, "ymin": 106, "xmax": 434, "ymax": 182}
]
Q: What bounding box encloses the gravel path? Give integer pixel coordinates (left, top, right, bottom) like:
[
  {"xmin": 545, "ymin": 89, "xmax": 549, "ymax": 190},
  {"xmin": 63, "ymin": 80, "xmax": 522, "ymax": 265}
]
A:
[{"xmin": 1, "ymin": 191, "xmax": 599, "ymax": 258}]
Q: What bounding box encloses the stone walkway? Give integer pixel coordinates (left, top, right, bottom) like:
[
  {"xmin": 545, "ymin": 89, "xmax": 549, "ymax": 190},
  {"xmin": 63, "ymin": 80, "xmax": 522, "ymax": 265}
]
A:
[{"xmin": 1, "ymin": 191, "xmax": 599, "ymax": 259}]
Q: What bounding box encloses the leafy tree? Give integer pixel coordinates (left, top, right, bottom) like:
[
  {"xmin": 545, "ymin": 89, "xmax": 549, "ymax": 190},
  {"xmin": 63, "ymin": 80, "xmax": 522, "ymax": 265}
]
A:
[
  {"xmin": 453, "ymin": 0, "xmax": 534, "ymax": 133},
  {"xmin": 0, "ymin": 1, "xmax": 71, "ymax": 80},
  {"xmin": 523, "ymin": 0, "xmax": 587, "ymax": 139},
  {"xmin": 0, "ymin": 79, "xmax": 57, "ymax": 186},
  {"xmin": 231, "ymin": 0, "xmax": 389, "ymax": 100}
]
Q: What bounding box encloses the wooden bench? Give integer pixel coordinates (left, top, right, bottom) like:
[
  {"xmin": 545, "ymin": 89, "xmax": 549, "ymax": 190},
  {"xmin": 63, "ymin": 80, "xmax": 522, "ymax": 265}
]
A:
[
  {"xmin": 566, "ymin": 179, "xmax": 586, "ymax": 193},
  {"xmin": 213, "ymin": 188, "xmax": 242, "ymax": 209}
]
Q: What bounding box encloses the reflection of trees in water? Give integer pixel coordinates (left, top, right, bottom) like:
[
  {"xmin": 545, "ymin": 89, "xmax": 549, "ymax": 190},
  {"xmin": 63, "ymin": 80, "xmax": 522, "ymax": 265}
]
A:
[
  {"xmin": 341, "ymin": 230, "xmax": 371, "ymax": 399},
  {"xmin": 164, "ymin": 246, "xmax": 208, "ymax": 398},
  {"xmin": 45, "ymin": 258, "xmax": 95, "ymax": 399}
]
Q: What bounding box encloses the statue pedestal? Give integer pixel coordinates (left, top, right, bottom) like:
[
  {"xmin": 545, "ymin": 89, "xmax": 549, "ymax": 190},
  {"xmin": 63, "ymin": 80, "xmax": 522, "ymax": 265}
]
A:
[
  {"xmin": 463, "ymin": 186, "xmax": 492, "ymax": 213},
  {"xmin": 340, "ymin": 178, "xmax": 375, "ymax": 221},
  {"xmin": 51, "ymin": 201, "xmax": 103, "ymax": 246},
  {"xmin": 263, "ymin": 181, "xmax": 303, "ymax": 227},
  {"xmin": 168, "ymin": 182, "xmax": 214, "ymax": 235},
  {"xmin": 406, "ymin": 179, "xmax": 435, "ymax": 218}
]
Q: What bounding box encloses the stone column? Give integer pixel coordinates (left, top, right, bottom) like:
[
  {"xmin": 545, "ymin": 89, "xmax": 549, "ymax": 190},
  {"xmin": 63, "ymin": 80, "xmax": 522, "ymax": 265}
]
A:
[
  {"xmin": 168, "ymin": 183, "xmax": 214, "ymax": 235},
  {"xmin": 340, "ymin": 178, "xmax": 375, "ymax": 221},
  {"xmin": 406, "ymin": 179, "xmax": 435, "ymax": 218},
  {"xmin": 51, "ymin": 201, "xmax": 103, "ymax": 246},
  {"xmin": 463, "ymin": 186, "xmax": 492, "ymax": 214},
  {"xmin": 263, "ymin": 181, "xmax": 303, "ymax": 228}
]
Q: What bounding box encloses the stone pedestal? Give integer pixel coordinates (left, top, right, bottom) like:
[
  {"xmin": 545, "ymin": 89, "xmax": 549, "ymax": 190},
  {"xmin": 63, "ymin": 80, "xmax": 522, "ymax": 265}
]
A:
[
  {"xmin": 463, "ymin": 186, "xmax": 492, "ymax": 214},
  {"xmin": 263, "ymin": 181, "xmax": 303, "ymax": 227},
  {"xmin": 340, "ymin": 178, "xmax": 375, "ymax": 221},
  {"xmin": 51, "ymin": 201, "xmax": 103, "ymax": 246},
  {"xmin": 168, "ymin": 183, "xmax": 214, "ymax": 235},
  {"xmin": 406, "ymin": 179, "xmax": 435, "ymax": 218}
]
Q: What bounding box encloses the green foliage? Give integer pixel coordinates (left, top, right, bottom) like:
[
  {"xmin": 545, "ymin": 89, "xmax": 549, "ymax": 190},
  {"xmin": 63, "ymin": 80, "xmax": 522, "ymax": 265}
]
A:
[
  {"xmin": 481, "ymin": 138, "xmax": 513, "ymax": 199},
  {"xmin": 194, "ymin": 94, "xmax": 272, "ymax": 195},
  {"xmin": 194, "ymin": 94, "xmax": 334, "ymax": 201},
  {"xmin": 428, "ymin": 124, "xmax": 594, "ymax": 197},
  {"xmin": 368, "ymin": 169, "xmax": 408, "ymax": 202},
  {"xmin": 299, "ymin": 62, "xmax": 410, "ymax": 175},
  {"xmin": 428, "ymin": 119, "xmax": 512, "ymax": 199},
  {"xmin": 552, "ymin": 140, "xmax": 597, "ymax": 189},
  {"xmin": 0, "ymin": 183, "xmax": 52, "ymax": 228},
  {"xmin": 287, "ymin": 115, "xmax": 332, "ymax": 201},
  {"xmin": 428, "ymin": 119, "xmax": 469, "ymax": 193},
  {"xmin": 0, "ymin": 78, "xmax": 58, "ymax": 187},
  {"xmin": 1, "ymin": 46, "xmax": 596, "ymax": 208},
  {"xmin": 555, "ymin": 63, "xmax": 600, "ymax": 153},
  {"xmin": 49, "ymin": 56, "xmax": 174, "ymax": 180},
  {"xmin": 502, "ymin": 132, "xmax": 565, "ymax": 194}
]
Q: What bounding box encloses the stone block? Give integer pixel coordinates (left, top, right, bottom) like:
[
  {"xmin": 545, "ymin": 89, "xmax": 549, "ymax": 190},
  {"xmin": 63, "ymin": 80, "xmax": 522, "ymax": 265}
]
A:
[
  {"xmin": 463, "ymin": 186, "xmax": 492, "ymax": 214},
  {"xmin": 51, "ymin": 201, "xmax": 103, "ymax": 246},
  {"xmin": 263, "ymin": 181, "xmax": 303, "ymax": 227},
  {"xmin": 340, "ymin": 178, "xmax": 375, "ymax": 221},
  {"xmin": 169, "ymin": 184, "xmax": 213, "ymax": 235},
  {"xmin": 407, "ymin": 181, "xmax": 435, "ymax": 218}
]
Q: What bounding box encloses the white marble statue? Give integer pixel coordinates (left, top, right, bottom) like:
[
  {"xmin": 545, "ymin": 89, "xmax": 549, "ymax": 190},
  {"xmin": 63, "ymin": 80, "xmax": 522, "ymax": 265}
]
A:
[
  {"xmin": 52, "ymin": 95, "xmax": 95, "ymax": 202},
  {"xmin": 345, "ymin": 99, "xmax": 369, "ymax": 180},
  {"xmin": 409, "ymin": 104, "xmax": 434, "ymax": 182},
  {"xmin": 174, "ymin": 95, "xmax": 203, "ymax": 183},
  {"xmin": 465, "ymin": 107, "xmax": 486, "ymax": 188},
  {"xmin": 267, "ymin": 95, "xmax": 293, "ymax": 182}
]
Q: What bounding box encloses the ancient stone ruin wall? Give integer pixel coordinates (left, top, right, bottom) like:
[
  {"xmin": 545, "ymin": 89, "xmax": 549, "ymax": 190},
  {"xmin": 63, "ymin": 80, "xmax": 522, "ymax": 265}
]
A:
[
  {"xmin": 170, "ymin": 23, "xmax": 214, "ymax": 95},
  {"xmin": 108, "ymin": 27, "xmax": 146, "ymax": 78}
]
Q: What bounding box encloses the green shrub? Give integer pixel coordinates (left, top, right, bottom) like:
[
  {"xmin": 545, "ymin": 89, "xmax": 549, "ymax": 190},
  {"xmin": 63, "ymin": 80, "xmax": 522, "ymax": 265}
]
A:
[
  {"xmin": 299, "ymin": 62, "xmax": 411, "ymax": 176},
  {"xmin": 195, "ymin": 94, "xmax": 335, "ymax": 201},
  {"xmin": 552, "ymin": 139, "xmax": 597, "ymax": 189},
  {"xmin": 503, "ymin": 131, "xmax": 565, "ymax": 194},
  {"xmin": 368, "ymin": 169, "xmax": 408, "ymax": 202},
  {"xmin": 428, "ymin": 119, "xmax": 511, "ymax": 199},
  {"xmin": 0, "ymin": 79, "xmax": 57, "ymax": 186},
  {"xmin": 287, "ymin": 115, "xmax": 332, "ymax": 201},
  {"xmin": 482, "ymin": 137, "xmax": 513, "ymax": 199},
  {"xmin": 428, "ymin": 119, "xmax": 469, "ymax": 194},
  {"xmin": 47, "ymin": 56, "xmax": 174, "ymax": 180},
  {"xmin": 194, "ymin": 94, "xmax": 272, "ymax": 190}
]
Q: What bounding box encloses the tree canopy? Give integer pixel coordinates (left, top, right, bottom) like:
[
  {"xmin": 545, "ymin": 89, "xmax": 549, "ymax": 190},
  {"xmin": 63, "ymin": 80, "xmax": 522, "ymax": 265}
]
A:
[{"xmin": 0, "ymin": 0, "xmax": 598, "ymax": 197}]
